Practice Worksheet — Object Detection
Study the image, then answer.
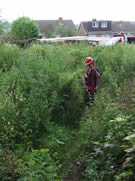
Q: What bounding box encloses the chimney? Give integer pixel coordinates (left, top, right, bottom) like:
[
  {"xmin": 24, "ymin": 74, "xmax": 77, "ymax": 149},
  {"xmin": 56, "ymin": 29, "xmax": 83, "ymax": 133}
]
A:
[{"xmin": 58, "ymin": 17, "xmax": 63, "ymax": 25}]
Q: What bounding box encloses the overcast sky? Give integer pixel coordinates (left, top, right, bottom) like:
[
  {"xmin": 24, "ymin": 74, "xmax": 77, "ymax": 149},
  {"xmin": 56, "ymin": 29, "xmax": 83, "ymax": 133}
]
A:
[{"xmin": 1, "ymin": 0, "xmax": 135, "ymax": 24}]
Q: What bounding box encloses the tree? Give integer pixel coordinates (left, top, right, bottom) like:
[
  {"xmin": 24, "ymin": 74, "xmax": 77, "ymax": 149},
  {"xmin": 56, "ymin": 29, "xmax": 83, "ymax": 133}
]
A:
[
  {"xmin": 11, "ymin": 17, "xmax": 40, "ymax": 40},
  {"xmin": 44, "ymin": 24, "xmax": 55, "ymax": 38},
  {"xmin": 0, "ymin": 10, "xmax": 10, "ymax": 35},
  {"xmin": 55, "ymin": 25, "xmax": 77, "ymax": 37},
  {"xmin": 0, "ymin": 21, "xmax": 9, "ymax": 35}
]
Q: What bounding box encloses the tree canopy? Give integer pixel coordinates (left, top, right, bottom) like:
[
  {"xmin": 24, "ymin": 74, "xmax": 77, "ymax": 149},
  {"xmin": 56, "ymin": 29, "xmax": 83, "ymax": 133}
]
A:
[
  {"xmin": 55, "ymin": 25, "xmax": 77, "ymax": 37},
  {"xmin": 11, "ymin": 17, "xmax": 40, "ymax": 40},
  {"xmin": 0, "ymin": 10, "xmax": 10, "ymax": 35}
]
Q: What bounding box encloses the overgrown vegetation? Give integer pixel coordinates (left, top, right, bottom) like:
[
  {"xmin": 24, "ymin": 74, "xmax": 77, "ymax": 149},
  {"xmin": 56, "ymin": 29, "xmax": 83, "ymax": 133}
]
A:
[{"xmin": 0, "ymin": 42, "xmax": 135, "ymax": 181}]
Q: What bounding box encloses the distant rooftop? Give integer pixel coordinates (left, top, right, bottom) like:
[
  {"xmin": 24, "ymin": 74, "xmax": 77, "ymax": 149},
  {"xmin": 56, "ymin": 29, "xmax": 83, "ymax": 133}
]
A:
[{"xmin": 35, "ymin": 17, "xmax": 75, "ymax": 33}]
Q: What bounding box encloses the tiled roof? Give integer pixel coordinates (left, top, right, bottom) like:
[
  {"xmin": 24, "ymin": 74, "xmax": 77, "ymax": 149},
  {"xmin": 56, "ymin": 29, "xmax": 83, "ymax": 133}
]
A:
[
  {"xmin": 81, "ymin": 20, "xmax": 112, "ymax": 33},
  {"xmin": 80, "ymin": 20, "xmax": 135, "ymax": 34},
  {"xmin": 35, "ymin": 19, "xmax": 75, "ymax": 32},
  {"xmin": 112, "ymin": 21, "xmax": 135, "ymax": 33},
  {"xmin": 81, "ymin": 22, "xmax": 89, "ymax": 33}
]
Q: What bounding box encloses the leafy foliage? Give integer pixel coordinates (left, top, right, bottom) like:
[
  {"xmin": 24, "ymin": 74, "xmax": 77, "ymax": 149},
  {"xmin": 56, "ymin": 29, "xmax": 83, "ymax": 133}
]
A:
[
  {"xmin": 0, "ymin": 21, "xmax": 10, "ymax": 35},
  {"xmin": 0, "ymin": 10, "xmax": 10, "ymax": 35},
  {"xmin": 44, "ymin": 24, "xmax": 55, "ymax": 38},
  {"xmin": 55, "ymin": 25, "xmax": 77, "ymax": 37},
  {"xmin": 0, "ymin": 43, "xmax": 22, "ymax": 71},
  {"xmin": 0, "ymin": 42, "xmax": 135, "ymax": 180},
  {"xmin": 11, "ymin": 17, "xmax": 40, "ymax": 40}
]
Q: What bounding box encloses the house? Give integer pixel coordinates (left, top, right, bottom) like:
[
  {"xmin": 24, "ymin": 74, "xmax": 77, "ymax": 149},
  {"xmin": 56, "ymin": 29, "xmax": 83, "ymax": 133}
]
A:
[
  {"xmin": 78, "ymin": 19, "xmax": 135, "ymax": 37},
  {"xmin": 77, "ymin": 19, "xmax": 112, "ymax": 38},
  {"xmin": 35, "ymin": 17, "xmax": 76, "ymax": 37},
  {"xmin": 112, "ymin": 21, "xmax": 135, "ymax": 36}
]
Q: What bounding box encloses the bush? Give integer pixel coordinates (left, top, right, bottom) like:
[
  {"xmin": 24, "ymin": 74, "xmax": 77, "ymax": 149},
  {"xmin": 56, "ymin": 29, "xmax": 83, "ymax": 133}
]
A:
[
  {"xmin": 0, "ymin": 43, "xmax": 22, "ymax": 71},
  {"xmin": 11, "ymin": 17, "xmax": 40, "ymax": 40},
  {"xmin": 55, "ymin": 25, "xmax": 77, "ymax": 37},
  {"xmin": 0, "ymin": 149, "xmax": 59, "ymax": 181},
  {"xmin": 18, "ymin": 149, "xmax": 59, "ymax": 181}
]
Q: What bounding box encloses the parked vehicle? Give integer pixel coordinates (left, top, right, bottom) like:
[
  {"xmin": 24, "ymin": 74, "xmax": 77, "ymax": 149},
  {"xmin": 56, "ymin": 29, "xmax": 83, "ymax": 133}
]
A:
[
  {"xmin": 106, "ymin": 37, "xmax": 123, "ymax": 45},
  {"xmin": 106, "ymin": 32, "xmax": 135, "ymax": 45},
  {"xmin": 127, "ymin": 36, "xmax": 135, "ymax": 43}
]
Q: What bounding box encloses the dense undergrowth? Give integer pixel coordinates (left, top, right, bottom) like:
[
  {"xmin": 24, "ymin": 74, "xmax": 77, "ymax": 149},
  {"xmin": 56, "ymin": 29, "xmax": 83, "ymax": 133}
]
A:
[{"xmin": 0, "ymin": 42, "xmax": 135, "ymax": 181}]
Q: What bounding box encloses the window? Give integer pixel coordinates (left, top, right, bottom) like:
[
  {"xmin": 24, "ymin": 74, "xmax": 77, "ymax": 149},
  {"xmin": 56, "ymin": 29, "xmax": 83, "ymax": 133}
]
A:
[
  {"xmin": 101, "ymin": 22, "xmax": 107, "ymax": 28},
  {"xmin": 88, "ymin": 34, "xmax": 96, "ymax": 37},
  {"xmin": 101, "ymin": 34, "xmax": 109, "ymax": 37},
  {"xmin": 92, "ymin": 21, "xmax": 99, "ymax": 28}
]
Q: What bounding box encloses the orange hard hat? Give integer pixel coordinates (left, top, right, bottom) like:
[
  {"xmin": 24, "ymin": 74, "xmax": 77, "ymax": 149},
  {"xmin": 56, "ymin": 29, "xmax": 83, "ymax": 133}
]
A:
[{"xmin": 85, "ymin": 57, "xmax": 94, "ymax": 65}]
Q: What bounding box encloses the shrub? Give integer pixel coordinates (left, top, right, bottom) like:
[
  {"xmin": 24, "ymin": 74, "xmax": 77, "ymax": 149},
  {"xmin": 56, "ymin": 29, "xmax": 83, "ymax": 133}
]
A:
[
  {"xmin": 11, "ymin": 17, "xmax": 40, "ymax": 40},
  {"xmin": 55, "ymin": 25, "xmax": 77, "ymax": 37},
  {"xmin": 0, "ymin": 43, "xmax": 22, "ymax": 71},
  {"xmin": 0, "ymin": 149, "xmax": 59, "ymax": 181},
  {"xmin": 18, "ymin": 149, "xmax": 59, "ymax": 181}
]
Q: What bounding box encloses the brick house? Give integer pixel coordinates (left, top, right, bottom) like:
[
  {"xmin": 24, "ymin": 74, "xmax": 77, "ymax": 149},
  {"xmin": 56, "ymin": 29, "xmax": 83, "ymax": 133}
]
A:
[
  {"xmin": 78, "ymin": 19, "xmax": 112, "ymax": 37},
  {"xmin": 112, "ymin": 21, "xmax": 135, "ymax": 36},
  {"xmin": 78, "ymin": 19, "xmax": 135, "ymax": 37}
]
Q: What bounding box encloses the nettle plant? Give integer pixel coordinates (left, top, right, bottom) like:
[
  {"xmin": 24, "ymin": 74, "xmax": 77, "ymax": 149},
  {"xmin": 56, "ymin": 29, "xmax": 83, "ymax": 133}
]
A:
[{"xmin": 17, "ymin": 149, "xmax": 59, "ymax": 181}]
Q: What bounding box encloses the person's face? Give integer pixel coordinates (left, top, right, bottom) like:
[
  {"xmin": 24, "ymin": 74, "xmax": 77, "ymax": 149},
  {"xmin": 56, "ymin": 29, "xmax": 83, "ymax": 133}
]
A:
[{"xmin": 88, "ymin": 63, "xmax": 94, "ymax": 68}]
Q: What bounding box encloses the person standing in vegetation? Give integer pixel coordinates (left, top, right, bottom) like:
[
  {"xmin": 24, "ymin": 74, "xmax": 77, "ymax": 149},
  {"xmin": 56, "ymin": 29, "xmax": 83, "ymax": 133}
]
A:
[{"xmin": 84, "ymin": 57, "xmax": 100, "ymax": 106}]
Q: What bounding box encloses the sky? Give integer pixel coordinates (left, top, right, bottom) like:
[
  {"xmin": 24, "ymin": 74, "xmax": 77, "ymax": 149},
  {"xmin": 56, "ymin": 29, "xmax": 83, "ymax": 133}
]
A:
[{"xmin": 1, "ymin": 0, "xmax": 135, "ymax": 24}]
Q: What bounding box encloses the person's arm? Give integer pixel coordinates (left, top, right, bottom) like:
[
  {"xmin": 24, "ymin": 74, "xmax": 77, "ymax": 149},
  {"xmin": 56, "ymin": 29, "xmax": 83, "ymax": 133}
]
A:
[
  {"xmin": 92, "ymin": 65, "xmax": 100, "ymax": 77},
  {"xmin": 85, "ymin": 74, "xmax": 88, "ymax": 79},
  {"xmin": 85, "ymin": 68, "xmax": 88, "ymax": 80},
  {"xmin": 94, "ymin": 68, "xmax": 100, "ymax": 77}
]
